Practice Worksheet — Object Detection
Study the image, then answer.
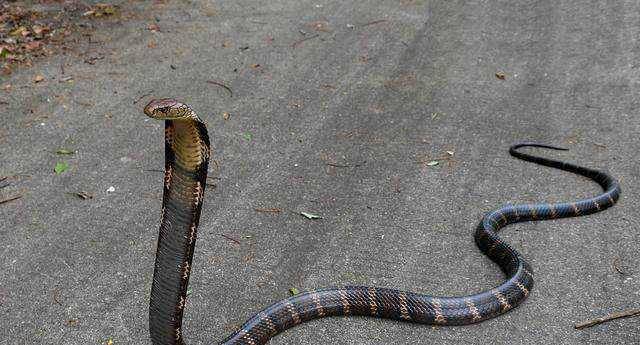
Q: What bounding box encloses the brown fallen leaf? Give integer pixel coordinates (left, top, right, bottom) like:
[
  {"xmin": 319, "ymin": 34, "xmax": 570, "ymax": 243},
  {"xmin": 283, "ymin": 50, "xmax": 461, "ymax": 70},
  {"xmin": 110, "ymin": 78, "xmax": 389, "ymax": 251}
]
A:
[
  {"xmin": 75, "ymin": 191, "xmax": 93, "ymax": 200},
  {"xmin": 222, "ymin": 112, "xmax": 230, "ymax": 120},
  {"xmin": 32, "ymin": 25, "xmax": 50, "ymax": 37},
  {"xmin": 33, "ymin": 75, "xmax": 44, "ymax": 83},
  {"xmin": 307, "ymin": 20, "xmax": 331, "ymax": 32},
  {"xmin": 147, "ymin": 23, "xmax": 160, "ymax": 32},
  {"xmin": 288, "ymin": 100, "xmax": 303, "ymax": 108},
  {"xmin": 10, "ymin": 26, "xmax": 28, "ymax": 37},
  {"xmin": 0, "ymin": 45, "xmax": 13, "ymax": 56},
  {"xmin": 24, "ymin": 41, "xmax": 41, "ymax": 51},
  {"xmin": 1, "ymin": 66, "xmax": 12, "ymax": 76}
]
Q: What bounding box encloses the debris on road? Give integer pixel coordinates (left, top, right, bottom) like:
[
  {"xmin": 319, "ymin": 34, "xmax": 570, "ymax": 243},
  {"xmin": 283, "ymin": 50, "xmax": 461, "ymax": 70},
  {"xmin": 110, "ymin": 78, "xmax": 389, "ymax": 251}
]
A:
[
  {"xmin": 54, "ymin": 161, "xmax": 69, "ymax": 174},
  {"xmin": 300, "ymin": 211, "xmax": 321, "ymax": 220},
  {"xmin": 575, "ymin": 308, "xmax": 640, "ymax": 330},
  {"xmin": 206, "ymin": 80, "xmax": 233, "ymax": 97},
  {"xmin": 56, "ymin": 148, "xmax": 74, "ymax": 155},
  {"xmin": 67, "ymin": 191, "xmax": 93, "ymax": 200},
  {"xmin": 291, "ymin": 34, "xmax": 319, "ymax": 48},
  {"xmin": 0, "ymin": 195, "xmax": 22, "ymax": 205},
  {"xmin": 221, "ymin": 234, "xmax": 241, "ymax": 245},
  {"xmin": 255, "ymin": 207, "xmax": 282, "ymax": 213}
]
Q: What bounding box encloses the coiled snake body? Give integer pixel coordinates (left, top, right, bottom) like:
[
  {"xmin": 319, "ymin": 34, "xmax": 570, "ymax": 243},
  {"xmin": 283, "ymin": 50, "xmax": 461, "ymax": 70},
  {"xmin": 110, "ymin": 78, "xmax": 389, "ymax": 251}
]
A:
[{"xmin": 144, "ymin": 99, "xmax": 621, "ymax": 345}]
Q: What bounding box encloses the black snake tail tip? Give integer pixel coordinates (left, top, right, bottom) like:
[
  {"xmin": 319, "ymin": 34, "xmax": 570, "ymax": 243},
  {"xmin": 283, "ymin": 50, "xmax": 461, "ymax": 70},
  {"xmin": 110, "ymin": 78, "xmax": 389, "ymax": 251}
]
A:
[{"xmin": 509, "ymin": 142, "xmax": 570, "ymax": 154}]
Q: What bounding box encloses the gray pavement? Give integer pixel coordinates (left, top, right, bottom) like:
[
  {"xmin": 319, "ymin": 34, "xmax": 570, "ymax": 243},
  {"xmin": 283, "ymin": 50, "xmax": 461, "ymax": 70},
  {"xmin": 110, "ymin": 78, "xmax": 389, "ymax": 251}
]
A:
[{"xmin": 1, "ymin": 1, "xmax": 639, "ymax": 344}]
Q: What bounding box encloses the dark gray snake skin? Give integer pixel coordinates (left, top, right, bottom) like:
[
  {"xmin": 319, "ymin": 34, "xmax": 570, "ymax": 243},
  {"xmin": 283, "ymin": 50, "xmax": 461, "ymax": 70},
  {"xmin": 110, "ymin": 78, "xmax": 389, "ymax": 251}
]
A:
[{"xmin": 144, "ymin": 99, "xmax": 621, "ymax": 345}]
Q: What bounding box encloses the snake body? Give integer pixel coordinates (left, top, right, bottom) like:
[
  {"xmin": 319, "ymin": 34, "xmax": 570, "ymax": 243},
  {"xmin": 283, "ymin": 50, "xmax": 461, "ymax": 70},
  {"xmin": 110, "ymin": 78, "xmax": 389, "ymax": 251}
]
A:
[{"xmin": 144, "ymin": 99, "xmax": 621, "ymax": 345}]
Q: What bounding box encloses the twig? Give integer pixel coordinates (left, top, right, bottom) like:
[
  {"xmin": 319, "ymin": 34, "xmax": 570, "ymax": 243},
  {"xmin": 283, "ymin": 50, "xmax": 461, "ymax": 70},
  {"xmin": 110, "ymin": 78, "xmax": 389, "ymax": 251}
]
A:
[
  {"xmin": 84, "ymin": 55, "xmax": 104, "ymax": 64},
  {"xmin": 291, "ymin": 34, "xmax": 319, "ymax": 48},
  {"xmin": 221, "ymin": 234, "xmax": 241, "ymax": 245},
  {"xmin": 361, "ymin": 19, "xmax": 388, "ymax": 27},
  {"xmin": 592, "ymin": 141, "xmax": 607, "ymax": 149},
  {"xmin": 133, "ymin": 90, "xmax": 154, "ymax": 104},
  {"xmin": 0, "ymin": 195, "xmax": 22, "ymax": 205},
  {"xmin": 326, "ymin": 161, "xmax": 364, "ymax": 168},
  {"xmin": 206, "ymin": 80, "xmax": 233, "ymax": 97},
  {"xmin": 612, "ymin": 257, "xmax": 628, "ymax": 275},
  {"xmin": 66, "ymin": 191, "xmax": 93, "ymax": 200},
  {"xmin": 52, "ymin": 289, "xmax": 62, "ymax": 306},
  {"xmin": 255, "ymin": 207, "xmax": 282, "ymax": 213},
  {"xmin": 575, "ymin": 308, "xmax": 640, "ymax": 329}
]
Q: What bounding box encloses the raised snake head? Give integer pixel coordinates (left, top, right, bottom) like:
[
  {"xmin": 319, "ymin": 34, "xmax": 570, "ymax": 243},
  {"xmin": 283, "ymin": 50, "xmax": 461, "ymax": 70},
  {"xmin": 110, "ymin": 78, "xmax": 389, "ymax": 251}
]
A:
[{"xmin": 144, "ymin": 98, "xmax": 196, "ymax": 120}]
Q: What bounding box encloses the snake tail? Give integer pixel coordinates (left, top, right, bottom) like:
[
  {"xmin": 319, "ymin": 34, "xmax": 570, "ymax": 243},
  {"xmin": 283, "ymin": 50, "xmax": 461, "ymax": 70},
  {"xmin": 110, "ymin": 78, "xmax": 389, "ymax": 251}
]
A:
[
  {"xmin": 142, "ymin": 97, "xmax": 620, "ymax": 345},
  {"xmin": 219, "ymin": 143, "xmax": 620, "ymax": 345}
]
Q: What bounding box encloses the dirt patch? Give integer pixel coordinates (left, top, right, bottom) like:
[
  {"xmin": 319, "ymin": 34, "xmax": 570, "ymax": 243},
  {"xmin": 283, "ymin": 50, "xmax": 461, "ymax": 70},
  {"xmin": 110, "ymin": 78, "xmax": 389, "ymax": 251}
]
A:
[{"xmin": 0, "ymin": 1, "xmax": 125, "ymax": 76}]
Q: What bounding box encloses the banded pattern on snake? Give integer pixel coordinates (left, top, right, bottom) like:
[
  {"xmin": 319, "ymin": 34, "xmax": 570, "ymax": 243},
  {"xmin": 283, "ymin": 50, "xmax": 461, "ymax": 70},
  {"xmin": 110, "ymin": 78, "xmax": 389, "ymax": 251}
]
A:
[{"xmin": 144, "ymin": 99, "xmax": 621, "ymax": 345}]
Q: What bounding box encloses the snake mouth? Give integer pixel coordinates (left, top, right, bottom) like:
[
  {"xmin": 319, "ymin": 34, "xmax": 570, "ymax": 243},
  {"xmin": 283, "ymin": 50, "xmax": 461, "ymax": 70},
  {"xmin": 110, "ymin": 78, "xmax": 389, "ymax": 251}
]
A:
[{"xmin": 144, "ymin": 98, "xmax": 181, "ymax": 119}]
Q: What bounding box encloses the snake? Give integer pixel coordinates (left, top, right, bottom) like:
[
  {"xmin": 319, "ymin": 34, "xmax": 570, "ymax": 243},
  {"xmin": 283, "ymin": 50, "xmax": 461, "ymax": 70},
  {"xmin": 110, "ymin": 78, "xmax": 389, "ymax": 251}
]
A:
[{"xmin": 144, "ymin": 98, "xmax": 621, "ymax": 345}]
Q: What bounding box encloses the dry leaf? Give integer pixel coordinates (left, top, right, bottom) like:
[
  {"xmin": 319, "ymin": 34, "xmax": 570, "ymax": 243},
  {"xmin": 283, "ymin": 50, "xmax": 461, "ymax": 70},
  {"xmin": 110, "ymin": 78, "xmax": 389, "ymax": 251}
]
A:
[
  {"xmin": 288, "ymin": 100, "xmax": 303, "ymax": 108},
  {"xmin": 307, "ymin": 21, "xmax": 330, "ymax": 32},
  {"xmin": 10, "ymin": 26, "xmax": 27, "ymax": 37},
  {"xmin": 76, "ymin": 191, "xmax": 93, "ymax": 200},
  {"xmin": 24, "ymin": 41, "xmax": 41, "ymax": 51},
  {"xmin": 32, "ymin": 25, "xmax": 49, "ymax": 36},
  {"xmin": 222, "ymin": 112, "xmax": 230, "ymax": 120},
  {"xmin": 147, "ymin": 23, "xmax": 160, "ymax": 32},
  {"xmin": 33, "ymin": 74, "xmax": 44, "ymax": 83},
  {"xmin": 495, "ymin": 72, "xmax": 506, "ymax": 80}
]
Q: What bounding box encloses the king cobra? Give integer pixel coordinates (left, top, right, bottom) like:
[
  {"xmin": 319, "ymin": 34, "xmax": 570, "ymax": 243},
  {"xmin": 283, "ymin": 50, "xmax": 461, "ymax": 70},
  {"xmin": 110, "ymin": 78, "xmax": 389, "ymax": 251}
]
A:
[{"xmin": 144, "ymin": 98, "xmax": 621, "ymax": 345}]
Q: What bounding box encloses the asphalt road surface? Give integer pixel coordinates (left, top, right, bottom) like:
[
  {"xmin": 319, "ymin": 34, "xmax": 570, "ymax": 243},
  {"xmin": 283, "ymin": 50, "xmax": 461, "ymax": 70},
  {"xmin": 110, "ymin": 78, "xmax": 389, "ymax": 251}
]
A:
[{"xmin": 1, "ymin": 1, "xmax": 639, "ymax": 344}]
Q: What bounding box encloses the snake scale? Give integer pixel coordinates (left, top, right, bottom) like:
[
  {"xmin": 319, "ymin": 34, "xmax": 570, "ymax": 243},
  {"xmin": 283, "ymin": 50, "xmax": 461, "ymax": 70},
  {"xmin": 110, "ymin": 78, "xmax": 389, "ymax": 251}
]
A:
[{"xmin": 144, "ymin": 99, "xmax": 621, "ymax": 345}]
